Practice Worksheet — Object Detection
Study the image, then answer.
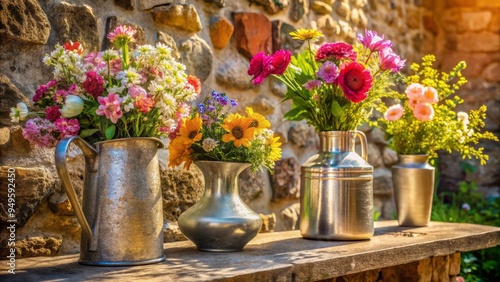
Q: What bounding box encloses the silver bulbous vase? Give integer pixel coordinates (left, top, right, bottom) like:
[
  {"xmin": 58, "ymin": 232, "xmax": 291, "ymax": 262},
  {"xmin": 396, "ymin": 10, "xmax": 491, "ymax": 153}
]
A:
[
  {"xmin": 392, "ymin": 155, "xmax": 435, "ymax": 226},
  {"xmin": 300, "ymin": 131, "xmax": 374, "ymax": 240},
  {"xmin": 178, "ymin": 161, "xmax": 262, "ymax": 252}
]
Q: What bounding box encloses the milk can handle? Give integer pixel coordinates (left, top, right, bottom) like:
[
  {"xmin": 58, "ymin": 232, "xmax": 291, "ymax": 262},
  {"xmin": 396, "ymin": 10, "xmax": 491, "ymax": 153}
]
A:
[
  {"xmin": 355, "ymin": 131, "xmax": 368, "ymax": 161},
  {"xmin": 55, "ymin": 136, "xmax": 97, "ymax": 240}
]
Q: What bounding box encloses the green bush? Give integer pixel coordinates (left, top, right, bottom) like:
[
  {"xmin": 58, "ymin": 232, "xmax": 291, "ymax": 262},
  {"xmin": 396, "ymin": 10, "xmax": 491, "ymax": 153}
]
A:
[{"xmin": 432, "ymin": 161, "xmax": 500, "ymax": 282}]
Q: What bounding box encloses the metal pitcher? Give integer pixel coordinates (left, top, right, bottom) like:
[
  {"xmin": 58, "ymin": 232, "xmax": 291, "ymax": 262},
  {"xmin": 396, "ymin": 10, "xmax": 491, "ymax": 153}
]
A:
[
  {"xmin": 300, "ymin": 131, "xmax": 374, "ymax": 240},
  {"xmin": 55, "ymin": 136, "xmax": 165, "ymax": 266}
]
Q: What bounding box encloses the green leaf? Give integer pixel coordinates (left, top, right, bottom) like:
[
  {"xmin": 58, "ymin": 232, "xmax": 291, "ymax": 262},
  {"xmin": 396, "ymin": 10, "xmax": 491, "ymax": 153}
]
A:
[
  {"xmin": 331, "ymin": 101, "xmax": 343, "ymax": 117},
  {"xmin": 79, "ymin": 129, "xmax": 99, "ymax": 139},
  {"xmin": 105, "ymin": 125, "xmax": 116, "ymax": 140},
  {"xmin": 284, "ymin": 107, "xmax": 307, "ymax": 121}
]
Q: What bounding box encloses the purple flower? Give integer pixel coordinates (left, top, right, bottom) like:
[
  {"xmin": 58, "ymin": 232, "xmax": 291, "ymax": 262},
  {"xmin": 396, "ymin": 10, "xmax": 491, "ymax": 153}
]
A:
[
  {"xmin": 379, "ymin": 48, "xmax": 406, "ymax": 73},
  {"xmin": 316, "ymin": 61, "xmax": 339, "ymax": 84},
  {"xmin": 462, "ymin": 203, "xmax": 471, "ymax": 212},
  {"xmin": 303, "ymin": 80, "xmax": 322, "ymax": 90},
  {"xmin": 197, "ymin": 104, "xmax": 206, "ymax": 113},
  {"xmin": 22, "ymin": 117, "xmax": 58, "ymax": 147},
  {"xmin": 230, "ymin": 99, "xmax": 238, "ymax": 107},
  {"xmin": 357, "ymin": 30, "xmax": 392, "ymax": 52}
]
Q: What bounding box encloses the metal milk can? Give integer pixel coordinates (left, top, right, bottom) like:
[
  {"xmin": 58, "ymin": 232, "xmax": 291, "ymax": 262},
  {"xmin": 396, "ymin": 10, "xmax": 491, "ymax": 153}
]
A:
[
  {"xmin": 55, "ymin": 136, "xmax": 165, "ymax": 265},
  {"xmin": 300, "ymin": 131, "xmax": 374, "ymax": 240}
]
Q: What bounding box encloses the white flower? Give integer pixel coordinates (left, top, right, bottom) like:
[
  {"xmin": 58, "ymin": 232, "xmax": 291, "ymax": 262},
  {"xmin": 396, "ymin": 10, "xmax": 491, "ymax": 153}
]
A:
[
  {"xmin": 202, "ymin": 138, "xmax": 219, "ymax": 152},
  {"xmin": 457, "ymin": 111, "xmax": 469, "ymax": 123},
  {"xmin": 107, "ymin": 85, "xmax": 126, "ymax": 94},
  {"xmin": 60, "ymin": 95, "xmax": 84, "ymax": 117},
  {"xmin": 9, "ymin": 102, "xmax": 29, "ymax": 123}
]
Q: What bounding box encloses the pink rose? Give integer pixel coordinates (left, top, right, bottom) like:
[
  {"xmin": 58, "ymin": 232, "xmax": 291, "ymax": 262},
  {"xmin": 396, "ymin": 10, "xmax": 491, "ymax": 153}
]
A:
[
  {"xmin": 413, "ymin": 103, "xmax": 434, "ymax": 121},
  {"xmin": 405, "ymin": 83, "xmax": 424, "ymax": 101},
  {"xmin": 418, "ymin": 86, "xmax": 439, "ymax": 104},
  {"xmin": 384, "ymin": 104, "xmax": 404, "ymax": 121}
]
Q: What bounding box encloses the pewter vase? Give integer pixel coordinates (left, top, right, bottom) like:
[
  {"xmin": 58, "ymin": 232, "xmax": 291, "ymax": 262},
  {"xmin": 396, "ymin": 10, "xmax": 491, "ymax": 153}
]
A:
[
  {"xmin": 55, "ymin": 136, "xmax": 165, "ymax": 266},
  {"xmin": 178, "ymin": 161, "xmax": 262, "ymax": 252},
  {"xmin": 300, "ymin": 131, "xmax": 374, "ymax": 240},
  {"xmin": 392, "ymin": 155, "xmax": 435, "ymax": 227}
]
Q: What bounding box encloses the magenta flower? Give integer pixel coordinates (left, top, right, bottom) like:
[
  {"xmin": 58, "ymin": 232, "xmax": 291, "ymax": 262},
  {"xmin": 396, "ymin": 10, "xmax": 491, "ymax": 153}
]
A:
[
  {"xmin": 248, "ymin": 52, "xmax": 273, "ymax": 85},
  {"xmin": 316, "ymin": 61, "xmax": 339, "ymax": 84},
  {"xmin": 96, "ymin": 93, "xmax": 123, "ymax": 124},
  {"xmin": 379, "ymin": 48, "xmax": 405, "ymax": 73},
  {"xmin": 55, "ymin": 118, "xmax": 80, "ymax": 138},
  {"xmin": 357, "ymin": 30, "xmax": 392, "ymax": 52},
  {"xmin": 45, "ymin": 106, "xmax": 61, "ymax": 122},
  {"xmin": 315, "ymin": 42, "xmax": 357, "ymax": 62},
  {"xmin": 270, "ymin": 50, "xmax": 292, "ymax": 75},
  {"xmin": 337, "ymin": 62, "xmax": 373, "ymax": 103},
  {"xmin": 54, "ymin": 89, "xmax": 68, "ymax": 104},
  {"xmin": 303, "ymin": 79, "xmax": 322, "ymax": 90},
  {"xmin": 82, "ymin": 71, "xmax": 104, "ymax": 98},
  {"xmin": 22, "ymin": 117, "xmax": 58, "ymax": 147},
  {"xmin": 107, "ymin": 25, "xmax": 136, "ymax": 43}
]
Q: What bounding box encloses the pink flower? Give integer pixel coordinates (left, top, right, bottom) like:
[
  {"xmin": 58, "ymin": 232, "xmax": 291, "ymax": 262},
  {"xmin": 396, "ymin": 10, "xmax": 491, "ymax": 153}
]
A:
[
  {"xmin": 45, "ymin": 106, "xmax": 61, "ymax": 122},
  {"xmin": 270, "ymin": 50, "xmax": 292, "ymax": 75},
  {"xmin": 379, "ymin": 48, "xmax": 405, "ymax": 72},
  {"xmin": 68, "ymin": 84, "xmax": 78, "ymax": 94},
  {"xmin": 55, "ymin": 118, "xmax": 80, "ymax": 138},
  {"xmin": 418, "ymin": 86, "xmax": 439, "ymax": 104},
  {"xmin": 248, "ymin": 52, "xmax": 273, "ymax": 85},
  {"xmin": 303, "ymin": 79, "xmax": 322, "ymax": 90},
  {"xmin": 82, "ymin": 71, "xmax": 104, "ymax": 98},
  {"xmin": 315, "ymin": 42, "xmax": 357, "ymax": 62},
  {"xmin": 316, "ymin": 61, "xmax": 339, "ymax": 84},
  {"xmin": 134, "ymin": 95, "xmax": 155, "ymax": 114},
  {"xmin": 84, "ymin": 52, "xmax": 106, "ymax": 69},
  {"xmin": 109, "ymin": 58, "xmax": 123, "ymax": 75},
  {"xmin": 384, "ymin": 104, "xmax": 404, "ymax": 121},
  {"xmin": 33, "ymin": 81, "xmax": 57, "ymax": 102},
  {"xmin": 22, "ymin": 117, "xmax": 58, "ymax": 147},
  {"xmin": 357, "ymin": 30, "xmax": 392, "ymax": 52},
  {"xmin": 408, "ymin": 99, "xmax": 419, "ymax": 109},
  {"xmin": 337, "ymin": 62, "xmax": 373, "ymax": 103},
  {"xmin": 107, "ymin": 25, "xmax": 136, "ymax": 43},
  {"xmin": 413, "ymin": 103, "xmax": 435, "ymax": 121},
  {"xmin": 96, "ymin": 93, "xmax": 123, "ymax": 124},
  {"xmin": 54, "ymin": 89, "xmax": 68, "ymax": 104},
  {"xmin": 128, "ymin": 85, "xmax": 147, "ymax": 98},
  {"xmin": 405, "ymin": 83, "xmax": 425, "ymax": 100}
]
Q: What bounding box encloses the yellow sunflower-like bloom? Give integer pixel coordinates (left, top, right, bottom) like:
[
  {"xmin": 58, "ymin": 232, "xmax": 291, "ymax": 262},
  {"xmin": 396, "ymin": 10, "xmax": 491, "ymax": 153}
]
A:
[
  {"xmin": 289, "ymin": 28, "xmax": 324, "ymax": 41},
  {"xmin": 221, "ymin": 113, "xmax": 255, "ymax": 147},
  {"xmin": 178, "ymin": 114, "xmax": 202, "ymax": 145},
  {"xmin": 246, "ymin": 107, "xmax": 270, "ymax": 131},
  {"xmin": 168, "ymin": 138, "xmax": 193, "ymax": 170},
  {"xmin": 268, "ymin": 135, "xmax": 282, "ymax": 161}
]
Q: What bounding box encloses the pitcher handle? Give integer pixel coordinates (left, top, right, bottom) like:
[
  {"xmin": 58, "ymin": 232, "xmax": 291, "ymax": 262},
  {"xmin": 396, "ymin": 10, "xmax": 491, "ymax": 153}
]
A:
[
  {"xmin": 55, "ymin": 136, "xmax": 97, "ymax": 240},
  {"xmin": 355, "ymin": 131, "xmax": 368, "ymax": 161}
]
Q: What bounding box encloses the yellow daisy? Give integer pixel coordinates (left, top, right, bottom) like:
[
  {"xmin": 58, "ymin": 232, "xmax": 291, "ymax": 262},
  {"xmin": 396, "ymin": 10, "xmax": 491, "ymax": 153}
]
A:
[
  {"xmin": 178, "ymin": 114, "xmax": 202, "ymax": 145},
  {"xmin": 168, "ymin": 138, "xmax": 194, "ymax": 170},
  {"xmin": 289, "ymin": 28, "xmax": 324, "ymax": 41},
  {"xmin": 246, "ymin": 107, "xmax": 270, "ymax": 131},
  {"xmin": 268, "ymin": 135, "xmax": 282, "ymax": 161},
  {"xmin": 221, "ymin": 113, "xmax": 255, "ymax": 147}
]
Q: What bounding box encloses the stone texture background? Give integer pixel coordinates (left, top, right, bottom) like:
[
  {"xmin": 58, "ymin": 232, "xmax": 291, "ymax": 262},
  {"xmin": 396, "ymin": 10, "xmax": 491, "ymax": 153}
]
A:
[{"xmin": 0, "ymin": 0, "xmax": 498, "ymax": 258}]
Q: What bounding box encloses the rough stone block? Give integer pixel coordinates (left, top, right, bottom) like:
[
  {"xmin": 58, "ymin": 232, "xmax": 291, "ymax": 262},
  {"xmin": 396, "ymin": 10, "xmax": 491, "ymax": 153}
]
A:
[
  {"xmin": 233, "ymin": 12, "xmax": 272, "ymax": 60},
  {"xmin": 178, "ymin": 35, "xmax": 213, "ymax": 82},
  {"xmin": 449, "ymin": 253, "xmax": 461, "ymax": 275},
  {"xmin": 151, "ymin": 4, "xmax": 202, "ymax": 32},
  {"xmin": 432, "ymin": 255, "xmax": 450, "ymax": 282},
  {"xmin": 209, "ymin": 16, "xmax": 234, "ymax": 49},
  {"xmin": 0, "ymin": 75, "xmax": 31, "ymax": 126},
  {"xmin": 259, "ymin": 213, "xmax": 276, "ymax": 232},
  {"xmin": 270, "ymin": 158, "xmax": 300, "ymax": 202},
  {"xmin": 0, "ymin": 0, "xmax": 50, "ymax": 44},
  {"xmin": 15, "ymin": 236, "xmax": 62, "ymax": 258}
]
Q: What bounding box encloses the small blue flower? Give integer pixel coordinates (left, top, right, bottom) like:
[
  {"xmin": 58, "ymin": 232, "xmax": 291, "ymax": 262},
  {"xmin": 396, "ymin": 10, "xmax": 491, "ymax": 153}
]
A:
[
  {"xmin": 197, "ymin": 104, "xmax": 206, "ymax": 113},
  {"xmin": 230, "ymin": 99, "xmax": 238, "ymax": 107}
]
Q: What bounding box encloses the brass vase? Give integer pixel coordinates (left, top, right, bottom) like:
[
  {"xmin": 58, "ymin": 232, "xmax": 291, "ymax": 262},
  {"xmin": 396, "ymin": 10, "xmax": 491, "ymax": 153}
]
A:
[
  {"xmin": 300, "ymin": 131, "xmax": 374, "ymax": 240},
  {"xmin": 392, "ymin": 154, "xmax": 435, "ymax": 226},
  {"xmin": 178, "ymin": 161, "xmax": 262, "ymax": 252}
]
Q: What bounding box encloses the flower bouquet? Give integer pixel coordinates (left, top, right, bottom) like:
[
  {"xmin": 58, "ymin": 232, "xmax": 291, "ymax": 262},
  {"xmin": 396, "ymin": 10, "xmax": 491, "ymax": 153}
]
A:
[
  {"xmin": 10, "ymin": 25, "xmax": 200, "ymax": 146},
  {"xmin": 378, "ymin": 54, "xmax": 498, "ymax": 164},
  {"xmin": 248, "ymin": 28, "xmax": 405, "ymax": 131},
  {"xmin": 168, "ymin": 90, "xmax": 282, "ymax": 172}
]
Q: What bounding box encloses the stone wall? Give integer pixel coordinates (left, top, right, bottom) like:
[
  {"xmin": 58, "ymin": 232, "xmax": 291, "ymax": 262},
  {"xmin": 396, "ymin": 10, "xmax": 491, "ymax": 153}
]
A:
[{"xmin": 0, "ymin": 0, "xmax": 498, "ymax": 258}]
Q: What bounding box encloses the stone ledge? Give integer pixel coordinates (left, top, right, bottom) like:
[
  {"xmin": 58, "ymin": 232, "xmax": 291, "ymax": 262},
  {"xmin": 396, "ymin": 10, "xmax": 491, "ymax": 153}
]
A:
[{"xmin": 2, "ymin": 221, "xmax": 499, "ymax": 281}]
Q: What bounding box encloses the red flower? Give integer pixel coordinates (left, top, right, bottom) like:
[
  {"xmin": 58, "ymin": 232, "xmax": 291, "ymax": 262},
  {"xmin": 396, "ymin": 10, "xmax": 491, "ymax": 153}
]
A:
[
  {"xmin": 82, "ymin": 71, "xmax": 104, "ymax": 98},
  {"xmin": 45, "ymin": 106, "xmax": 61, "ymax": 122},
  {"xmin": 187, "ymin": 75, "xmax": 202, "ymax": 95},
  {"xmin": 337, "ymin": 62, "xmax": 373, "ymax": 103},
  {"xmin": 270, "ymin": 50, "xmax": 292, "ymax": 75},
  {"xmin": 247, "ymin": 52, "xmax": 273, "ymax": 85},
  {"xmin": 63, "ymin": 41, "xmax": 84, "ymax": 55},
  {"xmin": 315, "ymin": 42, "xmax": 357, "ymax": 62}
]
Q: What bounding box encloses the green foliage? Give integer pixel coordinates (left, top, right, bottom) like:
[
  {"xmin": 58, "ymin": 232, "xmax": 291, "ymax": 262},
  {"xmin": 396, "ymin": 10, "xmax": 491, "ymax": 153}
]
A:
[{"xmin": 431, "ymin": 162, "xmax": 500, "ymax": 281}]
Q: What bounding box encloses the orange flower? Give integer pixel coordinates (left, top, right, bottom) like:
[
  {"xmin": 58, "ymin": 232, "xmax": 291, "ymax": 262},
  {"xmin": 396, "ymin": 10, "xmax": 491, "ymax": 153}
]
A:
[
  {"xmin": 245, "ymin": 107, "xmax": 270, "ymax": 131},
  {"xmin": 178, "ymin": 114, "xmax": 202, "ymax": 145},
  {"xmin": 221, "ymin": 113, "xmax": 255, "ymax": 147},
  {"xmin": 168, "ymin": 138, "xmax": 193, "ymax": 170}
]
